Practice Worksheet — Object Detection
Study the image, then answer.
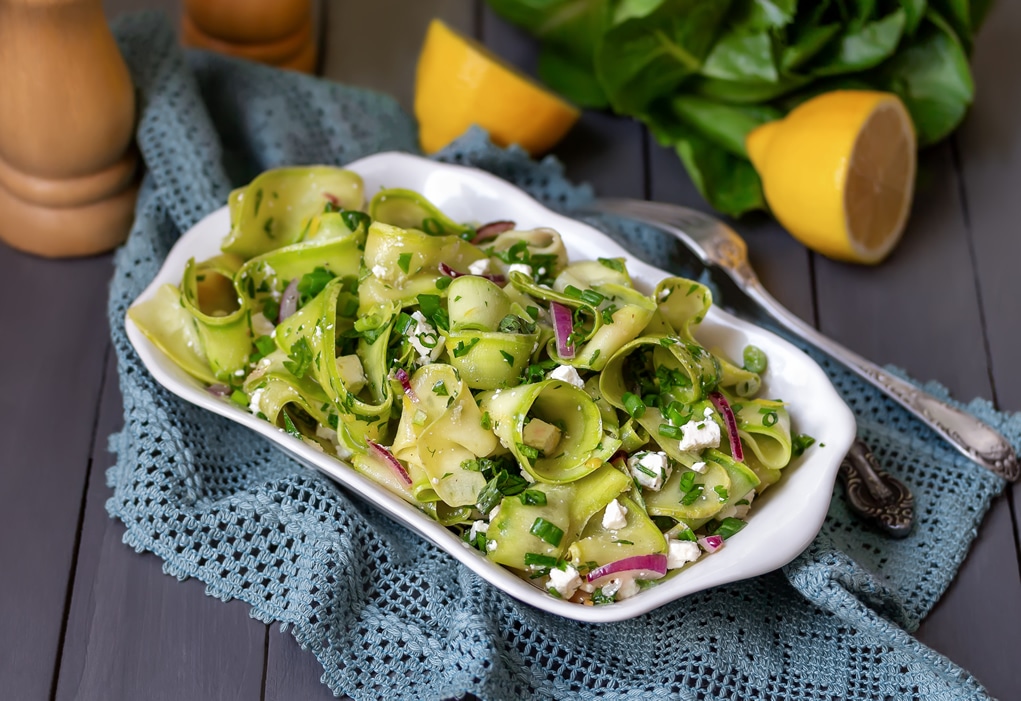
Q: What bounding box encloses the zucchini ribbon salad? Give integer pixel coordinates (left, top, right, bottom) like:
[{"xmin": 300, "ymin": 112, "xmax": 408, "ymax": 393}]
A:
[{"xmin": 130, "ymin": 166, "xmax": 812, "ymax": 605}]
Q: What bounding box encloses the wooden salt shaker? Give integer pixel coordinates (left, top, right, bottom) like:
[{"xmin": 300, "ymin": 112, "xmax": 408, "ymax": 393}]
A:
[
  {"xmin": 0, "ymin": 0, "xmax": 139, "ymax": 258},
  {"xmin": 181, "ymin": 0, "xmax": 317, "ymax": 73}
]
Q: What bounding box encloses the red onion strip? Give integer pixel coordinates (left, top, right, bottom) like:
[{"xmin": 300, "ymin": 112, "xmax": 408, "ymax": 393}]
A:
[
  {"xmin": 438, "ymin": 262, "xmax": 506, "ymax": 284},
  {"xmin": 550, "ymin": 302, "xmax": 575, "ymax": 359},
  {"xmin": 278, "ymin": 278, "xmax": 299, "ymax": 323},
  {"xmin": 393, "ymin": 367, "xmax": 419, "ymax": 403},
  {"xmin": 698, "ymin": 535, "xmax": 724, "ymax": 553},
  {"xmin": 207, "ymin": 383, "xmax": 231, "ymax": 398},
  {"xmin": 709, "ymin": 391, "xmax": 744, "ymax": 463},
  {"xmin": 470, "ymin": 220, "xmax": 515, "ymax": 244},
  {"xmin": 367, "ymin": 440, "xmax": 412, "ymax": 486},
  {"xmin": 323, "ymin": 192, "xmax": 340, "ymax": 207},
  {"xmin": 586, "ymin": 553, "xmax": 668, "ymax": 584}
]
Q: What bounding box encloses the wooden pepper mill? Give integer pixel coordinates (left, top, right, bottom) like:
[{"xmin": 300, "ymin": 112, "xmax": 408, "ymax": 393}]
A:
[
  {"xmin": 181, "ymin": 0, "xmax": 317, "ymax": 73},
  {"xmin": 0, "ymin": 0, "xmax": 139, "ymax": 258}
]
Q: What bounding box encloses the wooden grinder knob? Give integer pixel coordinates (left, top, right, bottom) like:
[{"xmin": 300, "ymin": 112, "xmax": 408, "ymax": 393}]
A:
[
  {"xmin": 0, "ymin": 0, "xmax": 139, "ymax": 258},
  {"xmin": 181, "ymin": 0, "xmax": 317, "ymax": 73}
]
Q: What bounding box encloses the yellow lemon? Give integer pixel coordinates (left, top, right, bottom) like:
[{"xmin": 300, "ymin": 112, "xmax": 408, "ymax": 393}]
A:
[
  {"xmin": 746, "ymin": 90, "xmax": 916, "ymax": 264},
  {"xmin": 415, "ymin": 19, "xmax": 580, "ymax": 156}
]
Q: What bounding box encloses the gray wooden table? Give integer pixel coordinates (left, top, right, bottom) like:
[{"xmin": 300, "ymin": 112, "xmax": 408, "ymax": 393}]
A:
[{"xmin": 3, "ymin": 1, "xmax": 1020, "ymax": 699}]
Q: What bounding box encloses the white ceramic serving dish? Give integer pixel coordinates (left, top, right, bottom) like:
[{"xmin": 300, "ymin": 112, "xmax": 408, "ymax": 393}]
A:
[{"xmin": 125, "ymin": 152, "xmax": 856, "ymax": 623}]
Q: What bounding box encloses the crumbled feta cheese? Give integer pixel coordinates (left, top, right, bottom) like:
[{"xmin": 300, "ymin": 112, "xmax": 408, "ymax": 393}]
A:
[
  {"xmin": 601, "ymin": 498, "xmax": 628, "ymax": 530},
  {"xmin": 406, "ymin": 311, "xmax": 444, "ymax": 365},
  {"xmin": 627, "ymin": 451, "xmax": 671, "ymax": 490},
  {"xmin": 690, "ymin": 461, "xmax": 707, "ymax": 474},
  {"xmin": 704, "ymin": 406, "xmax": 715, "ymax": 418},
  {"xmin": 248, "ymin": 388, "xmax": 265, "ymax": 415},
  {"xmin": 667, "ymin": 539, "xmax": 701, "ymax": 569},
  {"xmin": 615, "ymin": 577, "xmax": 641, "ymax": 600},
  {"xmin": 469, "ymin": 520, "xmax": 489, "ymax": 541},
  {"xmin": 507, "ymin": 263, "xmax": 533, "ymax": 277},
  {"xmin": 371, "ymin": 264, "xmax": 388, "ymax": 279},
  {"xmin": 678, "ymin": 417, "xmax": 721, "ymax": 452},
  {"xmin": 488, "ymin": 504, "xmax": 501, "ymax": 522},
  {"xmin": 600, "ymin": 578, "xmax": 622, "ymax": 598},
  {"xmin": 251, "ymin": 311, "xmax": 275, "ymax": 337},
  {"xmin": 549, "ymin": 364, "xmax": 584, "ymax": 388},
  {"xmin": 546, "ymin": 564, "xmax": 582, "ymax": 599},
  {"xmin": 301, "ymin": 437, "xmax": 325, "ymax": 453},
  {"xmin": 486, "ymin": 540, "xmax": 498, "ymax": 552},
  {"xmin": 468, "ymin": 258, "xmax": 491, "ymax": 276}
]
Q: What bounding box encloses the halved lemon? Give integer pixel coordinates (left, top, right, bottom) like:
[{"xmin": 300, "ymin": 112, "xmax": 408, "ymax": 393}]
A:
[
  {"xmin": 746, "ymin": 90, "xmax": 916, "ymax": 264},
  {"xmin": 414, "ymin": 19, "xmax": 580, "ymax": 156}
]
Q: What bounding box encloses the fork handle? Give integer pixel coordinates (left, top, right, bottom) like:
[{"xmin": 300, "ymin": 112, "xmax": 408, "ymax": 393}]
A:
[{"xmin": 743, "ymin": 278, "xmax": 1019, "ymax": 481}]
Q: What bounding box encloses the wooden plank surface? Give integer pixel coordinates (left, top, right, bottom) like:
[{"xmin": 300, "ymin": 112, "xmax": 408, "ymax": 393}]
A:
[
  {"xmin": 0, "ymin": 1, "xmax": 1014, "ymax": 700},
  {"xmin": 0, "ymin": 249, "xmax": 112, "ymax": 701}
]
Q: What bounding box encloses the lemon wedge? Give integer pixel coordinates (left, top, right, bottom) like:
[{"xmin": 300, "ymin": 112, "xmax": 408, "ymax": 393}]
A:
[
  {"xmin": 414, "ymin": 19, "xmax": 580, "ymax": 156},
  {"xmin": 746, "ymin": 90, "xmax": 916, "ymax": 264}
]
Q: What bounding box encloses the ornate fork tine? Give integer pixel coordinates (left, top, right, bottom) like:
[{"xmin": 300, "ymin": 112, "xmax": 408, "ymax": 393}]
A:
[{"xmin": 587, "ymin": 198, "xmax": 1019, "ymax": 482}]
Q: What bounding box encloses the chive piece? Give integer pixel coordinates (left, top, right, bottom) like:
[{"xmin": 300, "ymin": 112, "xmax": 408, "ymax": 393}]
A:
[
  {"xmin": 397, "ymin": 252, "xmax": 413, "ymax": 273},
  {"xmin": 526, "ymin": 305, "xmax": 540, "ymax": 320},
  {"xmin": 675, "ymin": 527, "xmax": 697, "ymax": 542},
  {"xmin": 563, "ymin": 285, "xmax": 584, "ymax": 300},
  {"xmin": 658, "ymin": 423, "xmax": 684, "ymax": 440},
  {"xmin": 622, "ymin": 392, "xmax": 646, "ymax": 419},
  {"xmin": 519, "ymin": 489, "xmax": 548, "ymax": 506},
  {"xmin": 530, "ymin": 517, "xmax": 564, "ymax": 547},
  {"xmin": 328, "ymin": 414, "xmax": 339, "ymax": 429},
  {"xmin": 230, "ymin": 389, "xmax": 248, "ymax": 407},
  {"xmin": 417, "ymin": 293, "xmax": 442, "ymax": 317},
  {"xmin": 678, "ymin": 471, "xmax": 696, "ymax": 494},
  {"xmin": 524, "ymin": 552, "xmax": 559, "ymax": 568},
  {"xmin": 714, "ymin": 485, "xmax": 729, "ymax": 502},
  {"xmin": 792, "ymin": 433, "xmax": 816, "ymax": 457},
  {"xmin": 763, "ymin": 411, "xmax": 779, "ymax": 427},
  {"xmin": 580, "ymin": 289, "xmax": 605, "ymax": 306},
  {"xmin": 281, "ymin": 412, "xmax": 302, "ymax": 438},
  {"xmin": 394, "ymin": 312, "xmax": 414, "ymax": 335},
  {"xmin": 597, "ymin": 257, "xmax": 625, "ymax": 273},
  {"xmin": 435, "ymin": 275, "xmax": 452, "ymax": 290},
  {"xmin": 590, "ymin": 349, "xmax": 601, "ymax": 364},
  {"xmin": 500, "ymin": 350, "xmax": 515, "ymax": 366},
  {"xmin": 713, "ymin": 517, "xmax": 747, "ymax": 540},
  {"xmin": 743, "ymin": 345, "xmax": 768, "ymax": 374}
]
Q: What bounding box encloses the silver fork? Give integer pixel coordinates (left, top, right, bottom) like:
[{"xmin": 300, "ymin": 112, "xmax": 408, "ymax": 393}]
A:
[{"xmin": 588, "ymin": 198, "xmax": 1019, "ymax": 483}]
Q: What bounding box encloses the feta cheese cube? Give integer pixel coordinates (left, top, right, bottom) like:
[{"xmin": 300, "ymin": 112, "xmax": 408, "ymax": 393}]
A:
[
  {"xmin": 546, "ymin": 564, "xmax": 582, "ymax": 599},
  {"xmin": 522, "ymin": 418, "xmax": 562, "ymax": 456},
  {"xmin": 627, "ymin": 451, "xmax": 671, "ymax": 490},
  {"xmin": 507, "ymin": 263, "xmax": 533, "ymax": 277},
  {"xmin": 678, "ymin": 417, "xmax": 721, "ymax": 452},
  {"xmin": 690, "ymin": 461, "xmax": 707, "ymax": 474},
  {"xmin": 666, "ymin": 539, "xmax": 701, "ymax": 569},
  {"xmin": 468, "ymin": 258, "xmax": 491, "ymax": 276},
  {"xmin": 601, "ymin": 498, "xmax": 629, "ymax": 530},
  {"xmin": 371, "ymin": 264, "xmax": 388, "ymax": 279},
  {"xmin": 549, "ymin": 364, "xmax": 584, "ymax": 389},
  {"xmin": 468, "ymin": 520, "xmax": 489, "ymax": 542},
  {"xmin": 615, "ymin": 577, "xmax": 641, "ymax": 600}
]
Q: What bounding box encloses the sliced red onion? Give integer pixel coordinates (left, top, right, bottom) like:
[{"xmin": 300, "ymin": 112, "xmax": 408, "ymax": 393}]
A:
[
  {"xmin": 207, "ymin": 383, "xmax": 231, "ymax": 398},
  {"xmin": 586, "ymin": 553, "xmax": 668, "ymax": 585},
  {"xmin": 438, "ymin": 262, "xmax": 506, "ymax": 284},
  {"xmin": 698, "ymin": 535, "xmax": 724, "ymax": 553},
  {"xmin": 278, "ymin": 278, "xmax": 299, "ymax": 322},
  {"xmin": 323, "ymin": 192, "xmax": 340, "ymax": 207},
  {"xmin": 471, "ymin": 220, "xmax": 515, "ymax": 244},
  {"xmin": 367, "ymin": 440, "xmax": 412, "ymax": 486},
  {"xmin": 550, "ymin": 301, "xmax": 575, "ymax": 359},
  {"xmin": 392, "ymin": 367, "xmax": 419, "ymax": 403},
  {"xmin": 709, "ymin": 391, "xmax": 743, "ymax": 462}
]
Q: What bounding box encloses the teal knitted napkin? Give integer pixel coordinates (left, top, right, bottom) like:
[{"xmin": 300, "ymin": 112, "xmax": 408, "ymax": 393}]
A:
[{"xmin": 107, "ymin": 14, "xmax": 1018, "ymax": 701}]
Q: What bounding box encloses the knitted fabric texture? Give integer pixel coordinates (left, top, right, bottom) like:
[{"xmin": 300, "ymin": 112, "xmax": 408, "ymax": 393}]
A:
[{"xmin": 106, "ymin": 15, "xmax": 1014, "ymax": 701}]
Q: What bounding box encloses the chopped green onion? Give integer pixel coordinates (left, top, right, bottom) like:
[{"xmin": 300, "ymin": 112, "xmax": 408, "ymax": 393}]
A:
[
  {"xmin": 743, "ymin": 345, "xmax": 767, "ymax": 374},
  {"xmin": 500, "ymin": 350, "xmax": 516, "ymax": 366},
  {"xmin": 792, "ymin": 433, "xmax": 816, "ymax": 457},
  {"xmin": 517, "ymin": 443, "xmax": 540, "ymax": 460},
  {"xmin": 597, "ymin": 257, "xmax": 625, "ymax": 273},
  {"xmin": 580, "ymin": 289, "xmax": 605, "ymax": 306},
  {"xmin": 675, "ymin": 527, "xmax": 697, "ymax": 542},
  {"xmin": 395, "ymin": 312, "xmax": 414, "ymax": 335},
  {"xmin": 397, "ymin": 252, "xmax": 413, "ymax": 273},
  {"xmin": 524, "ymin": 552, "xmax": 559, "ymax": 568},
  {"xmin": 763, "ymin": 411, "xmax": 779, "ymax": 427},
  {"xmin": 519, "ymin": 490, "xmax": 548, "ymax": 506},
  {"xmin": 432, "ymin": 381, "xmax": 449, "ymax": 396},
  {"xmin": 253, "ymin": 335, "xmax": 276, "ymax": 357},
  {"xmin": 435, "ymin": 275, "xmax": 452, "ymax": 290},
  {"xmin": 230, "ymin": 389, "xmax": 248, "ymax": 407},
  {"xmin": 680, "ymin": 484, "xmax": 704, "ymax": 505},
  {"xmin": 530, "ymin": 517, "xmax": 564, "ymax": 547},
  {"xmin": 714, "ymin": 485, "xmax": 729, "ymax": 502},
  {"xmin": 622, "ymin": 392, "xmax": 646, "ymax": 419},
  {"xmin": 658, "ymin": 423, "xmax": 684, "ymax": 440},
  {"xmin": 591, "ymin": 587, "xmax": 615, "ymax": 605},
  {"xmin": 281, "ymin": 412, "xmax": 302, "ymax": 439},
  {"xmin": 678, "ymin": 471, "xmax": 696, "ymax": 493}
]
